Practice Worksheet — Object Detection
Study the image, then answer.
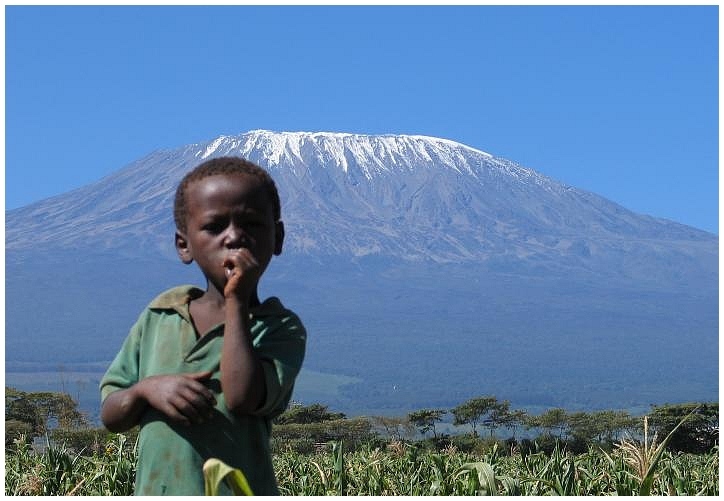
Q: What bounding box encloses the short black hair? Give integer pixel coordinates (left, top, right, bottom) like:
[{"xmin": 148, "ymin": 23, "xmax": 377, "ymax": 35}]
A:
[{"xmin": 174, "ymin": 156, "xmax": 281, "ymax": 233}]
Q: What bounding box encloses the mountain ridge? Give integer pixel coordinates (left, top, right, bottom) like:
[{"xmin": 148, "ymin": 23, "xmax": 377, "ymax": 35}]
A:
[{"xmin": 7, "ymin": 130, "xmax": 714, "ymax": 262}]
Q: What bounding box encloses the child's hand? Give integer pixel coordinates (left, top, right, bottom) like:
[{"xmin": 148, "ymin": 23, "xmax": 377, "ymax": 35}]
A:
[
  {"xmin": 141, "ymin": 371, "xmax": 217, "ymax": 426},
  {"xmin": 222, "ymin": 249, "xmax": 260, "ymax": 301}
]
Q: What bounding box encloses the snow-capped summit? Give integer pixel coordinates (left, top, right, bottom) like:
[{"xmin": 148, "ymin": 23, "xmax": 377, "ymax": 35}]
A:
[
  {"xmin": 6, "ymin": 130, "xmax": 715, "ymax": 280},
  {"xmin": 194, "ymin": 130, "xmax": 507, "ymax": 180}
]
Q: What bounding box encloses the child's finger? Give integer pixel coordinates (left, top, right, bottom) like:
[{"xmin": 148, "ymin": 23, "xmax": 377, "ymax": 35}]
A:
[
  {"xmin": 173, "ymin": 389, "xmax": 213, "ymax": 423},
  {"xmin": 176, "ymin": 401, "xmax": 204, "ymax": 425},
  {"xmin": 188, "ymin": 370, "xmax": 213, "ymax": 381},
  {"xmin": 181, "ymin": 385, "xmax": 214, "ymax": 407},
  {"xmin": 162, "ymin": 401, "xmax": 193, "ymax": 427},
  {"xmin": 223, "ymin": 249, "xmax": 259, "ymax": 271},
  {"xmin": 190, "ymin": 382, "xmax": 217, "ymax": 406},
  {"xmin": 184, "ymin": 373, "xmax": 217, "ymax": 405}
]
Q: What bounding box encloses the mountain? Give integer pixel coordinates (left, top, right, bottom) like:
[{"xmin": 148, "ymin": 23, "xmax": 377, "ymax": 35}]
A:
[
  {"xmin": 5, "ymin": 130, "xmax": 718, "ymax": 420},
  {"xmin": 7, "ymin": 130, "xmax": 713, "ymax": 267}
]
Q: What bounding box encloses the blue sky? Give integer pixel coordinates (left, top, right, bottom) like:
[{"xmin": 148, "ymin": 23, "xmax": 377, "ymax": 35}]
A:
[{"xmin": 5, "ymin": 5, "xmax": 719, "ymax": 233}]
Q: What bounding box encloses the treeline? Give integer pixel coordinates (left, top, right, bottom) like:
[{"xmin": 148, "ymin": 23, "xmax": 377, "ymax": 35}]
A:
[
  {"xmin": 6, "ymin": 387, "xmax": 116, "ymax": 453},
  {"xmin": 5, "ymin": 387, "xmax": 718, "ymax": 457},
  {"xmin": 271, "ymin": 397, "xmax": 718, "ymax": 456}
]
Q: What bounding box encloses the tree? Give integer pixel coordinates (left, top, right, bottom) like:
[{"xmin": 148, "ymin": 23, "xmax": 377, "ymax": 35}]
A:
[
  {"xmin": 274, "ymin": 403, "xmax": 346, "ymax": 425},
  {"xmin": 537, "ymin": 408, "xmax": 568, "ymax": 439},
  {"xmin": 370, "ymin": 415, "xmax": 415, "ymax": 442},
  {"xmin": 566, "ymin": 412, "xmax": 595, "ymax": 442},
  {"xmin": 649, "ymin": 402, "xmax": 718, "ymax": 453},
  {"xmin": 5, "ymin": 387, "xmax": 88, "ymax": 446},
  {"xmin": 6, "ymin": 387, "xmax": 44, "ymax": 437},
  {"xmin": 500, "ymin": 408, "xmax": 528, "ymax": 440},
  {"xmin": 594, "ymin": 410, "xmax": 636, "ymax": 443},
  {"xmin": 408, "ymin": 409, "xmax": 446, "ymax": 439},
  {"xmin": 566, "ymin": 409, "xmax": 636, "ymax": 449},
  {"xmin": 451, "ymin": 396, "xmax": 498, "ymax": 437},
  {"xmin": 272, "ymin": 417, "xmax": 374, "ymax": 452},
  {"xmin": 25, "ymin": 391, "xmax": 87, "ymax": 430},
  {"xmin": 484, "ymin": 399, "xmax": 512, "ymax": 437}
]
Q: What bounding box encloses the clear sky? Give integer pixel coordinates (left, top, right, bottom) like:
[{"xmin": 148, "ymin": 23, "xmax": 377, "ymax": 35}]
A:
[{"xmin": 5, "ymin": 5, "xmax": 719, "ymax": 234}]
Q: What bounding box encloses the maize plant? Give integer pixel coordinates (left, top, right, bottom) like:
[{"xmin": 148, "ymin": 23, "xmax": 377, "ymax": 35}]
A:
[{"xmin": 5, "ymin": 434, "xmax": 718, "ymax": 495}]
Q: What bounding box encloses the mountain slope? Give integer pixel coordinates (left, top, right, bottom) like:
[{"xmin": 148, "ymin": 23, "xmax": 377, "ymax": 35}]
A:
[
  {"xmin": 5, "ymin": 130, "xmax": 718, "ymax": 418},
  {"xmin": 7, "ymin": 130, "xmax": 714, "ymax": 280}
]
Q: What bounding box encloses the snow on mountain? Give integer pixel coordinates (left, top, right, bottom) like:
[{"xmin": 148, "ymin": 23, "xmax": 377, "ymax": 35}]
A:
[{"xmin": 6, "ymin": 130, "xmax": 716, "ymax": 281}]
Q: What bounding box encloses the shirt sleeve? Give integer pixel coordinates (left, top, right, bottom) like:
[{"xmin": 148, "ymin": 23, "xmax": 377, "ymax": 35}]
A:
[
  {"xmin": 99, "ymin": 314, "xmax": 144, "ymax": 402},
  {"xmin": 252, "ymin": 312, "xmax": 307, "ymax": 419}
]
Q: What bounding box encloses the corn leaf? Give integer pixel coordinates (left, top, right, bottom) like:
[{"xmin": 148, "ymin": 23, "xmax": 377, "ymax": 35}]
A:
[{"xmin": 203, "ymin": 458, "xmax": 254, "ymax": 496}]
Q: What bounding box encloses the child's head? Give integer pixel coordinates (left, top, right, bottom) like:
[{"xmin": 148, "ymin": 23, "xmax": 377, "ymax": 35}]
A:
[
  {"xmin": 173, "ymin": 157, "xmax": 284, "ymax": 293},
  {"xmin": 174, "ymin": 157, "xmax": 281, "ymax": 234}
]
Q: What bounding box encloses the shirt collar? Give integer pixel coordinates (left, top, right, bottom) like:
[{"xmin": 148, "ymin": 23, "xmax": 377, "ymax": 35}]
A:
[
  {"xmin": 148, "ymin": 285, "xmax": 203, "ymax": 310},
  {"xmin": 148, "ymin": 285, "xmax": 286, "ymax": 318}
]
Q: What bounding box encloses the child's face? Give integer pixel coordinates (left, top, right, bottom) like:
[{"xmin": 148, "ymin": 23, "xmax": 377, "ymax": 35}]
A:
[{"xmin": 175, "ymin": 173, "xmax": 283, "ymax": 294}]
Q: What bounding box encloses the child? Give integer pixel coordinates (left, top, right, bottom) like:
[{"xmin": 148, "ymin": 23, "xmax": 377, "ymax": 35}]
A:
[{"xmin": 100, "ymin": 157, "xmax": 306, "ymax": 495}]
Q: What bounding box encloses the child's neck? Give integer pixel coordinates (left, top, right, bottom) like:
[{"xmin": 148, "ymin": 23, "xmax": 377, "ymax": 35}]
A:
[
  {"xmin": 189, "ymin": 286, "xmax": 261, "ymax": 337},
  {"xmin": 205, "ymin": 283, "xmax": 262, "ymax": 308}
]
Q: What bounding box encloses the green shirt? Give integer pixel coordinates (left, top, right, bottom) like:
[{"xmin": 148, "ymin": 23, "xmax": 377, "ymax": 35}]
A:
[{"xmin": 100, "ymin": 285, "xmax": 306, "ymax": 495}]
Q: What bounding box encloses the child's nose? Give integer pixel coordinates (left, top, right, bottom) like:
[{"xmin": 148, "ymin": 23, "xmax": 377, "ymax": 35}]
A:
[{"xmin": 224, "ymin": 225, "xmax": 247, "ymax": 248}]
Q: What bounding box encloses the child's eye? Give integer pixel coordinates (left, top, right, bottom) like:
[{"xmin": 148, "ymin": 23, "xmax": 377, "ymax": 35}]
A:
[
  {"xmin": 238, "ymin": 216, "xmax": 267, "ymax": 229},
  {"xmin": 202, "ymin": 222, "xmax": 225, "ymax": 233}
]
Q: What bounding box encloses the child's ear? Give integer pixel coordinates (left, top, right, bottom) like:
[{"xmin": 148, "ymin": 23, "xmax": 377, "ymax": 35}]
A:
[
  {"xmin": 274, "ymin": 221, "xmax": 285, "ymax": 256},
  {"xmin": 175, "ymin": 231, "xmax": 194, "ymax": 264}
]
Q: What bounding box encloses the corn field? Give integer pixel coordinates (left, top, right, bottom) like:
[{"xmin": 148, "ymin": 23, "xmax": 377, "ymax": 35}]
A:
[
  {"xmin": 274, "ymin": 442, "xmax": 718, "ymax": 496},
  {"xmin": 5, "ymin": 436, "xmax": 718, "ymax": 496},
  {"xmin": 5, "ymin": 435, "xmax": 135, "ymax": 496}
]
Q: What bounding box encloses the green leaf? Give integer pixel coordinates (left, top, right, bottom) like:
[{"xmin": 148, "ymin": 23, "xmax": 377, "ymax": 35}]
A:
[
  {"xmin": 457, "ymin": 461, "xmax": 498, "ymax": 495},
  {"xmin": 639, "ymin": 410, "xmax": 695, "ymax": 496},
  {"xmin": 332, "ymin": 440, "xmax": 346, "ymax": 495}
]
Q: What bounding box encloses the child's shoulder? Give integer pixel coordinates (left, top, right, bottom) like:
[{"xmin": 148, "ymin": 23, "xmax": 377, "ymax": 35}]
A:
[
  {"xmin": 253, "ymin": 296, "xmax": 306, "ymax": 335},
  {"xmin": 253, "ymin": 296, "xmax": 296, "ymax": 318},
  {"xmin": 146, "ymin": 285, "xmax": 204, "ymax": 310}
]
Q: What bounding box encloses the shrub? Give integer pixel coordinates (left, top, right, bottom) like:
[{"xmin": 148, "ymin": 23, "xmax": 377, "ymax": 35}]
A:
[{"xmin": 5, "ymin": 420, "xmax": 33, "ymax": 447}]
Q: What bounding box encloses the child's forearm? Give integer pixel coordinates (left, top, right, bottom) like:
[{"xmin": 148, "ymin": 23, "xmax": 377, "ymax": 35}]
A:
[
  {"xmin": 221, "ymin": 297, "xmax": 266, "ymax": 415},
  {"xmin": 102, "ymin": 372, "xmax": 216, "ymax": 430},
  {"xmin": 101, "ymin": 382, "xmax": 149, "ymax": 432}
]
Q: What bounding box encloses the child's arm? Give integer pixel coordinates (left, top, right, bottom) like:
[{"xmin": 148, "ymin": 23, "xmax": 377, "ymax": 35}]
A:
[
  {"xmin": 101, "ymin": 371, "xmax": 217, "ymax": 432},
  {"xmin": 221, "ymin": 249, "xmax": 267, "ymax": 415}
]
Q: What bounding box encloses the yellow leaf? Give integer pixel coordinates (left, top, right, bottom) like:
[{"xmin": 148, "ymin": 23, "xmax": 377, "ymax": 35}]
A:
[{"xmin": 203, "ymin": 458, "xmax": 254, "ymax": 496}]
